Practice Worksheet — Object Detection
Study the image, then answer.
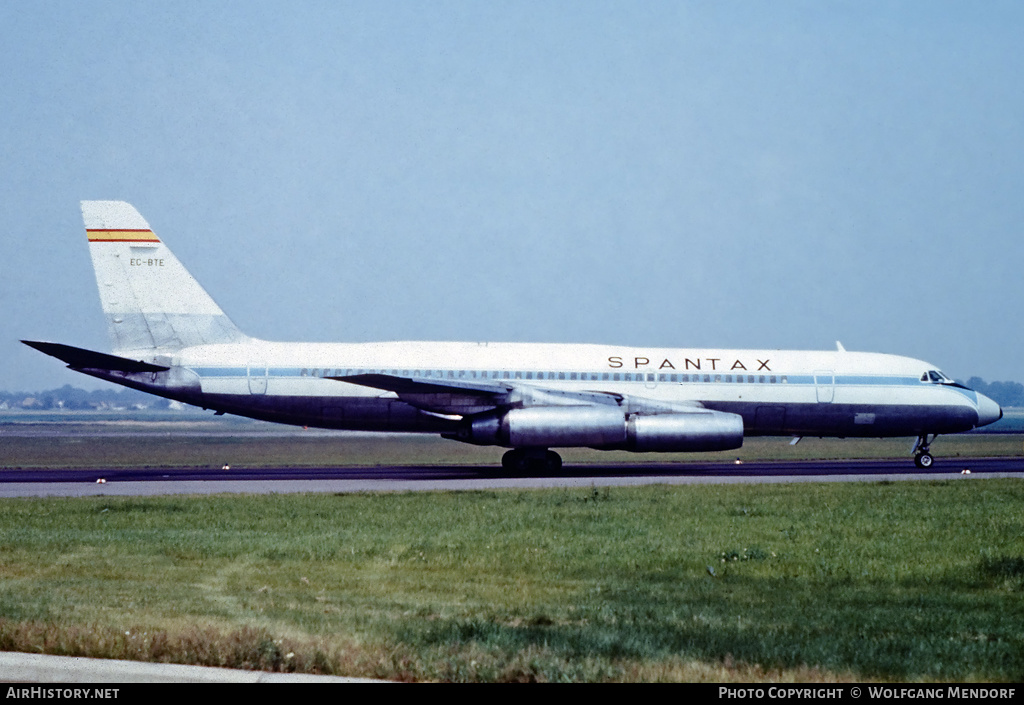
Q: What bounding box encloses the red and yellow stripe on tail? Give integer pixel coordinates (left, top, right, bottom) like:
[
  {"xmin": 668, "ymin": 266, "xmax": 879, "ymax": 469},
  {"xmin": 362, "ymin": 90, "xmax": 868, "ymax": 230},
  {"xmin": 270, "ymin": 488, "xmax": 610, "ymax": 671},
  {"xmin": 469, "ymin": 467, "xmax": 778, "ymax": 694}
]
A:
[{"xmin": 86, "ymin": 229, "xmax": 161, "ymax": 243}]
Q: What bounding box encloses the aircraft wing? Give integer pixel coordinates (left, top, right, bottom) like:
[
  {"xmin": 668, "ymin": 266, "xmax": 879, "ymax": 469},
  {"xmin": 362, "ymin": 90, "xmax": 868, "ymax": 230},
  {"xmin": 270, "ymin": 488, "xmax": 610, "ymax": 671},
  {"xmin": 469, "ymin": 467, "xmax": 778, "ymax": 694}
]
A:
[
  {"xmin": 331, "ymin": 373, "xmax": 519, "ymax": 415},
  {"xmin": 21, "ymin": 341, "xmax": 170, "ymax": 373},
  {"xmin": 330, "ymin": 372, "xmax": 680, "ymax": 417},
  {"xmin": 332, "ymin": 373, "xmax": 513, "ymax": 397}
]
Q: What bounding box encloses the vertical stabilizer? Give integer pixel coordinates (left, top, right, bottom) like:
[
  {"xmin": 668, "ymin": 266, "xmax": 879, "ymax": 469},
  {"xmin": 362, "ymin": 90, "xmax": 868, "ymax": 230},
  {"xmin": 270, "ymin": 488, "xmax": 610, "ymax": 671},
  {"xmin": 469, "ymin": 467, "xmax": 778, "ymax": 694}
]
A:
[{"xmin": 82, "ymin": 201, "xmax": 247, "ymax": 353}]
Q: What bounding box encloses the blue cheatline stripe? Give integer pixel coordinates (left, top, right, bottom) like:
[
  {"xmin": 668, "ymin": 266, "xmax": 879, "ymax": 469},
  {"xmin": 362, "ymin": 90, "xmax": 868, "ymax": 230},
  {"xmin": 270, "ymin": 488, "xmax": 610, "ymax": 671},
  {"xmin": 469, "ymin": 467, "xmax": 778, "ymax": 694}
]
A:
[
  {"xmin": 187, "ymin": 367, "xmax": 945, "ymax": 390},
  {"xmin": 947, "ymin": 387, "xmax": 978, "ymax": 404},
  {"xmin": 191, "ymin": 367, "xmax": 248, "ymax": 377},
  {"xmin": 835, "ymin": 376, "xmax": 923, "ymax": 386}
]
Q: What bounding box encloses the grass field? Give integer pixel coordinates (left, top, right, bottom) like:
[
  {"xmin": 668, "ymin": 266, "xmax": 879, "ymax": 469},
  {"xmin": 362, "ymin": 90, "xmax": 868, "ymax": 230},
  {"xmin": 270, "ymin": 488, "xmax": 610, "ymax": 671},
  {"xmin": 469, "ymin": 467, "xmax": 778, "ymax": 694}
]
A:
[
  {"xmin": 1, "ymin": 419, "xmax": 1022, "ymax": 681},
  {"xmin": 0, "ymin": 480, "xmax": 1021, "ymax": 682}
]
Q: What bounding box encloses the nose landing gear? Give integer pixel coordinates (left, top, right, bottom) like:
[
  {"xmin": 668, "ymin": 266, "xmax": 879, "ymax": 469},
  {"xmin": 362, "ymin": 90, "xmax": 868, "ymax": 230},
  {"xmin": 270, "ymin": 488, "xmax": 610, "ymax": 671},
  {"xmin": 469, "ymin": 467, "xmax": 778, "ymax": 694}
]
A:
[{"xmin": 913, "ymin": 435, "xmax": 936, "ymax": 469}]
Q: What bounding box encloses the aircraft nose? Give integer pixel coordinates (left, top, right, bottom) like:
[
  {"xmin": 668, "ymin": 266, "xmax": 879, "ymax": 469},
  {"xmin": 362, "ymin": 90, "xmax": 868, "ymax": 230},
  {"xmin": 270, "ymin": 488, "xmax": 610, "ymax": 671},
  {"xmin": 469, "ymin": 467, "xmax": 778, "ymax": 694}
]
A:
[{"xmin": 976, "ymin": 393, "xmax": 1003, "ymax": 428}]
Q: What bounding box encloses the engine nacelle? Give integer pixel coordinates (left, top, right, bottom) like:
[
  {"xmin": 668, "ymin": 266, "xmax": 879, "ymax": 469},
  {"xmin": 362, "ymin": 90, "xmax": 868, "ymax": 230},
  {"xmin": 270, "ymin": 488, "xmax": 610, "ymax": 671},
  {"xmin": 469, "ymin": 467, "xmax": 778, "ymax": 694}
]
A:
[
  {"xmin": 451, "ymin": 406, "xmax": 744, "ymax": 452},
  {"xmin": 624, "ymin": 410, "xmax": 744, "ymax": 452},
  {"xmin": 458, "ymin": 405, "xmax": 628, "ymax": 448}
]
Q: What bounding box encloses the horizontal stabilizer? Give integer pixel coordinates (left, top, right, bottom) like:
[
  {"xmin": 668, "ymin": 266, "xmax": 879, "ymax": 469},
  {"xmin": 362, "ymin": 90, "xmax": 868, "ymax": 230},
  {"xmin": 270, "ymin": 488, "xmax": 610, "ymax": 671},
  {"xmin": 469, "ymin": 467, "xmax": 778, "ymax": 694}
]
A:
[{"xmin": 21, "ymin": 341, "xmax": 170, "ymax": 373}]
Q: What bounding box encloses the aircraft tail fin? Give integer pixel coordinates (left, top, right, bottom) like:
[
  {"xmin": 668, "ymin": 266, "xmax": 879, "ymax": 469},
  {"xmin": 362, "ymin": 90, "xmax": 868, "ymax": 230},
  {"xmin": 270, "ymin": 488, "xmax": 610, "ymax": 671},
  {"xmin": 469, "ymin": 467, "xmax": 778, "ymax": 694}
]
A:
[{"xmin": 82, "ymin": 201, "xmax": 247, "ymax": 353}]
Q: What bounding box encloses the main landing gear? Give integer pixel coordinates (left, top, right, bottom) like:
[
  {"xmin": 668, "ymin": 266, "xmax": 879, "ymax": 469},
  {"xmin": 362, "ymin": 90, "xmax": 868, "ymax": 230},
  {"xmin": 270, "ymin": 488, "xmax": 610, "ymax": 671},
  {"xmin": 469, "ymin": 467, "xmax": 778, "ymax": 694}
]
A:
[
  {"xmin": 501, "ymin": 448, "xmax": 563, "ymax": 474},
  {"xmin": 913, "ymin": 434, "xmax": 936, "ymax": 469}
]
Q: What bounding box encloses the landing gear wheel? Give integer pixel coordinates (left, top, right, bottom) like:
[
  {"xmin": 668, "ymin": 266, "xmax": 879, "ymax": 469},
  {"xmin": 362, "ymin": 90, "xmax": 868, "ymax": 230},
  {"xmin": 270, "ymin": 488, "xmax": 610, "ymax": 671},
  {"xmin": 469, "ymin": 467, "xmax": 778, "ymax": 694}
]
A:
[
  {"xmin": 501, "ymin": 449, "xmax": 527, "ymax": 473},
  {"xmin": 543, "ymin": 450, "xmax": 563, "ymax": 473},
  {"xmin": 912, "ymin": 434, "xmax": 937, "ymax": 469},
  {"xmin": 501, "ymin": 449, "xmax": 563, "ymax": 474}
]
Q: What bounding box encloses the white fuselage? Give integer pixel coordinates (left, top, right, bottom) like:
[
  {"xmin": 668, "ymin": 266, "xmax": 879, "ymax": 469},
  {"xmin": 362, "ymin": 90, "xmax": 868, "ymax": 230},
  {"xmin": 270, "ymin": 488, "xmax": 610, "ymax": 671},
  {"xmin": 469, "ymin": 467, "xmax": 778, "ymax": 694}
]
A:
[{"xmin": 104, "ymin": 339, "xmax": 997, "ymax": 441}]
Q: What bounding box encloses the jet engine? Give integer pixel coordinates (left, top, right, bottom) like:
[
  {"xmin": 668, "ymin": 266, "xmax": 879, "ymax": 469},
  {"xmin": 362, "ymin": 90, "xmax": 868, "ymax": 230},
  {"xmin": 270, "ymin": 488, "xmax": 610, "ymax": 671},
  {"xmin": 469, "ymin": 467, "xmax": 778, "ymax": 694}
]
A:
[
  {"xmin": 623, "ymin": 410, "xmax": 744, "ymax": 451},
  {"xmin": 452, "ymin": 405, "xmax": 744, "ymax": 452},
  {"xmin": 458, "ymin": 405, "xmax": 628, "ymax": 448}
]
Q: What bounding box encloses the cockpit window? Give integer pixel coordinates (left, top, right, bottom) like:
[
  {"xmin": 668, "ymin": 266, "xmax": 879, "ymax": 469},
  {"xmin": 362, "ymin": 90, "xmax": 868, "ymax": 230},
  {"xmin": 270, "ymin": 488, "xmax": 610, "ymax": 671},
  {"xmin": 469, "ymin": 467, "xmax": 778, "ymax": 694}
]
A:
[{"xmin": 921, "ymin": 369, "xmax": 973, "ymax": 390}]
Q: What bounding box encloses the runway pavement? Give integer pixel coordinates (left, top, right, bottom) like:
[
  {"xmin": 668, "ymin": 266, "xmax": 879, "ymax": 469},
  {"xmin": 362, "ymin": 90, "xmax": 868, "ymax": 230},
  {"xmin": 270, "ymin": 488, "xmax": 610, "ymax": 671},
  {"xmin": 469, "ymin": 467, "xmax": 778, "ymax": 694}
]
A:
[
  {"xmin": 1, "ymin": 457, "xmax": 1021, "ymax": 497},
  {"xmin": 0, "ymin": 651, "xmax": 381, "ymax": 683}
]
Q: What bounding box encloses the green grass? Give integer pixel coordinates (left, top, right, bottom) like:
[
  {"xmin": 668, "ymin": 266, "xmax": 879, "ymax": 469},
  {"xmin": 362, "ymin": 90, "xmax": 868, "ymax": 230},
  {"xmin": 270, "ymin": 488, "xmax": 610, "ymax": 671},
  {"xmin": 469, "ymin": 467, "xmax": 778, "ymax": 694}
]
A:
[{"xmin": 0, "ymin": 481, "xmax": 1021, "ymax": 681}]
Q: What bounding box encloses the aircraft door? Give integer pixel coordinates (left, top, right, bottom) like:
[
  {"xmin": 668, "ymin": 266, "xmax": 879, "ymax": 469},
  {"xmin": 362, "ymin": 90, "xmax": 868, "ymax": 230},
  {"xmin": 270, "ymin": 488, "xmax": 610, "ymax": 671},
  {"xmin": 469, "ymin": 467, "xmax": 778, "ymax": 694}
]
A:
[
  {"xmin": 814, "ymin": 371, "xmax": 834, "ymax": 403},
  {"xmin": 248, "ymin": 361, "xmax": 268, "ymax": 395}
]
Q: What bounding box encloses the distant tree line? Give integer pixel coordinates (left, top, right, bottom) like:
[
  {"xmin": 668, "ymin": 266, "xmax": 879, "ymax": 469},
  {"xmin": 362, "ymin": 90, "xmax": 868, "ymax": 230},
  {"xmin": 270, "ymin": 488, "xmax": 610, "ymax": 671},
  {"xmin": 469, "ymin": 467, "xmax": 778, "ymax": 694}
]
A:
[
  {"xmin": 0, "ymin": 384, "xmax": 171, "ymax": 411},
  {"xmin": 961, "ymin": 378, "xmax": 1024, "ymax": 409}
]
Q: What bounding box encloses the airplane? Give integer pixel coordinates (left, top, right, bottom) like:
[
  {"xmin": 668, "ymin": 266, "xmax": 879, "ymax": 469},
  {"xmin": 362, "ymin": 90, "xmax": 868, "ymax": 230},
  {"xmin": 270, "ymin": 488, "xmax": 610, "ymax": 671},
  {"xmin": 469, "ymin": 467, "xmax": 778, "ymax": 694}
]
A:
[{"xmin": 23, "ymin": 201, "xmax": 1003, "ymax": 472}]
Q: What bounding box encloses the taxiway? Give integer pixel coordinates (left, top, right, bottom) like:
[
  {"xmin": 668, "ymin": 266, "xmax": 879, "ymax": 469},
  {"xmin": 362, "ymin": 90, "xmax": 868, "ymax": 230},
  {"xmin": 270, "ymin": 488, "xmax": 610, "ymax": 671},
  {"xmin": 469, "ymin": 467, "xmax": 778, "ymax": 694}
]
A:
[{"xmin": 1, "ymin": 457, "xmax": 1021, "ymax": 497}]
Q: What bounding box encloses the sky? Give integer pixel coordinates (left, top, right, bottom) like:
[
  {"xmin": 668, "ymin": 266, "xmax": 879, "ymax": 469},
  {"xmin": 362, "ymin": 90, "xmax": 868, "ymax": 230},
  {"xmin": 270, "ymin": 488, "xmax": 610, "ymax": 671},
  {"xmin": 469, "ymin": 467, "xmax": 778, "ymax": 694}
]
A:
[{"xmin": 2, "ymin": 1, "xmax": 1023, "ymax": 391}]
